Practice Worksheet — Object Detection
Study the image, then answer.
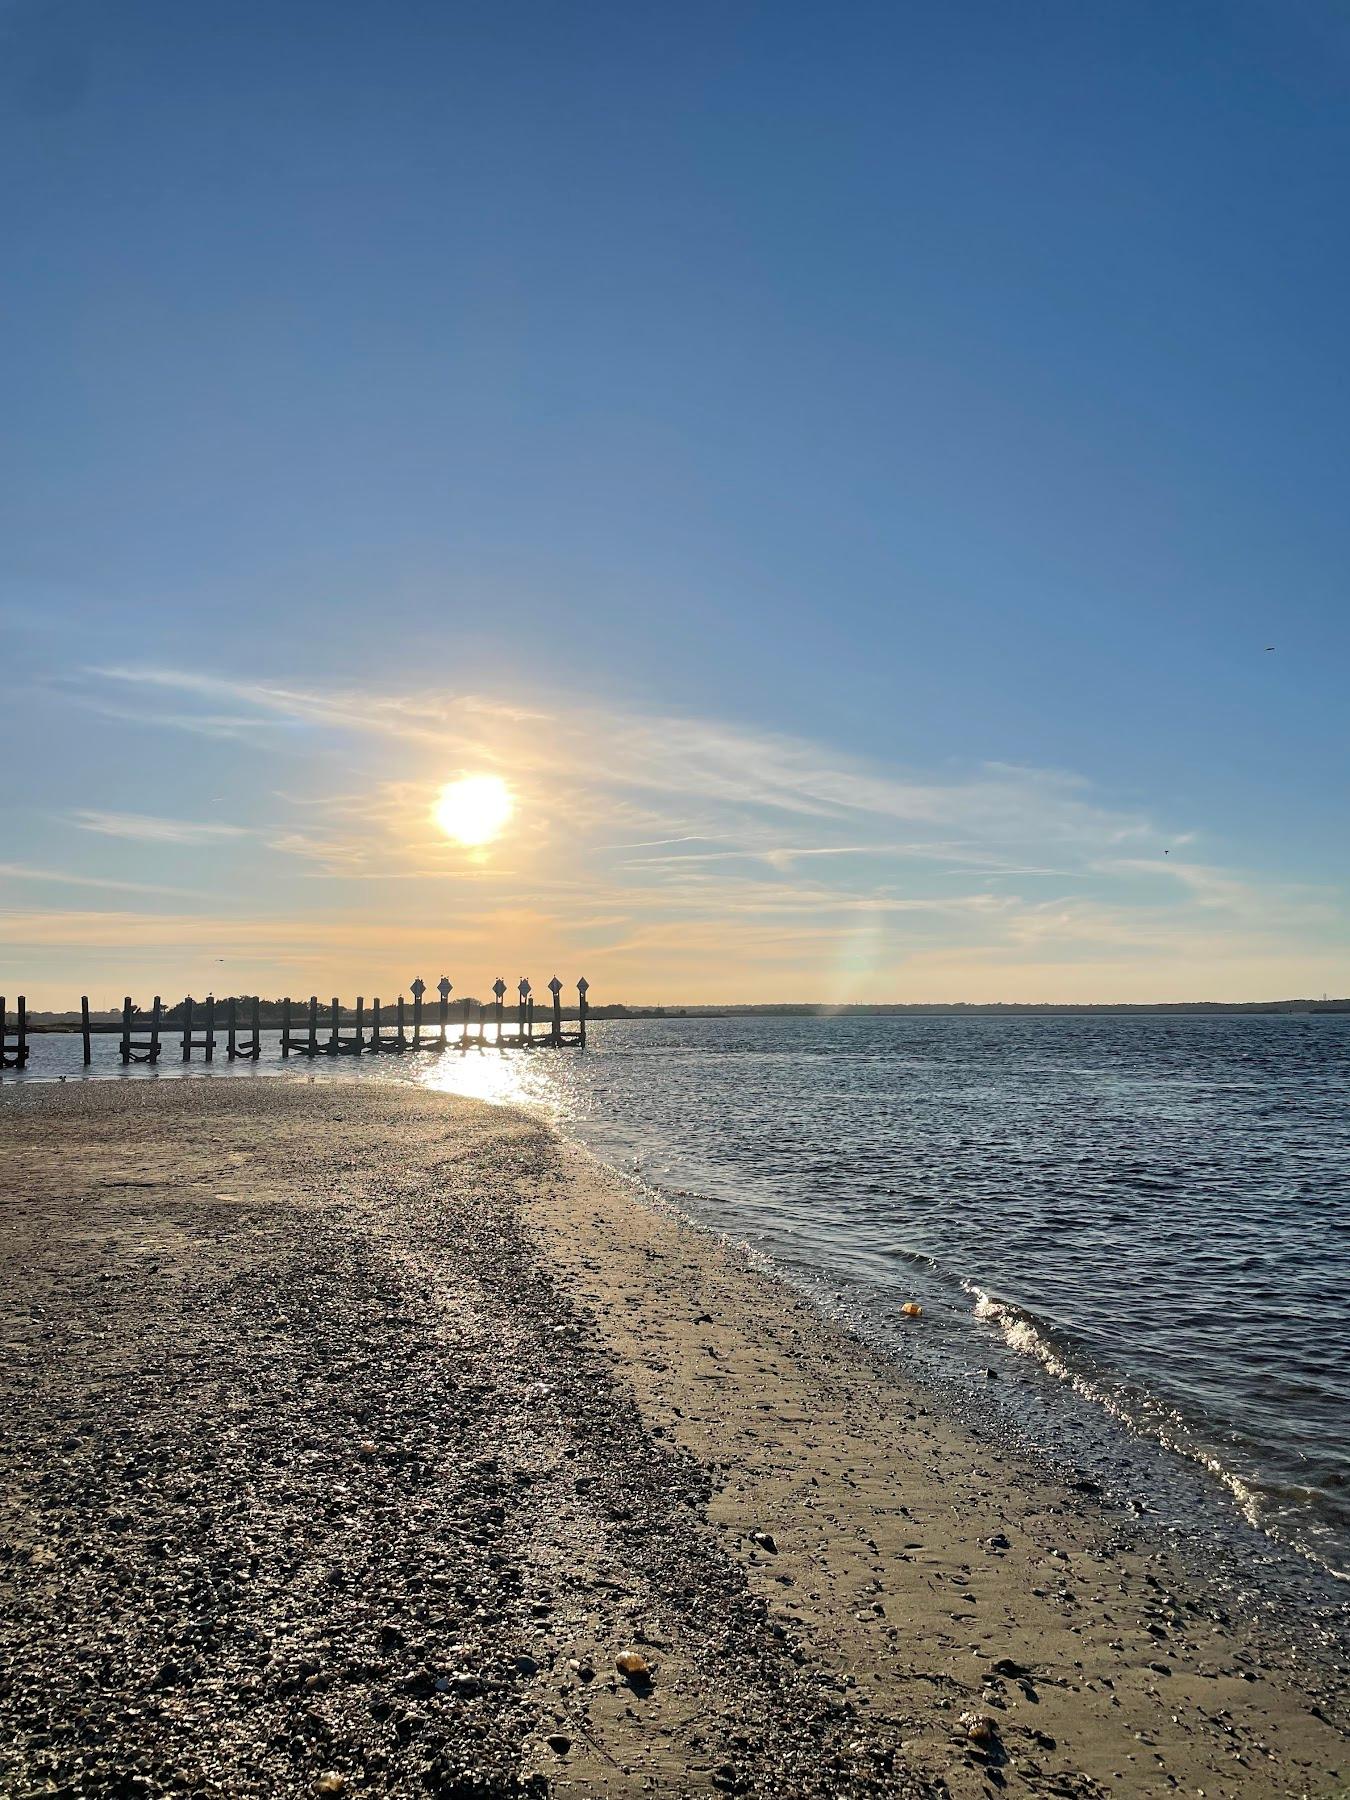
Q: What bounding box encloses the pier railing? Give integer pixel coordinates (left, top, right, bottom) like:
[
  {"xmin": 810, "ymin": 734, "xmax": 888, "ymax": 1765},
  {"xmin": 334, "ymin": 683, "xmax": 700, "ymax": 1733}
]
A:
[{"xmin": 54, "ymin": 977, "xmax": 591, "ymax": 1065}]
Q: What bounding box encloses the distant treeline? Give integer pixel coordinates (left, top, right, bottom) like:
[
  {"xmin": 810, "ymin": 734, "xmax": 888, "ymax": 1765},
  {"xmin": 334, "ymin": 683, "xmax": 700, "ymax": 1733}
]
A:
[
  {"xmin": 606, "ymin": 1000, "xmax": 1350, "ymax": 1017},
  {"xmin": 29, "ymin": 995, "xmax": 587, "ymax": 1031}
]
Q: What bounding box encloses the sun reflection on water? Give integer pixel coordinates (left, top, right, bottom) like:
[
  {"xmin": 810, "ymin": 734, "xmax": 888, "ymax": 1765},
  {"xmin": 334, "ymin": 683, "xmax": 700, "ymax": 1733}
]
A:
[{"xmin": 412, "ymin": 1037, "xmax": 565, "ymax": 1115}]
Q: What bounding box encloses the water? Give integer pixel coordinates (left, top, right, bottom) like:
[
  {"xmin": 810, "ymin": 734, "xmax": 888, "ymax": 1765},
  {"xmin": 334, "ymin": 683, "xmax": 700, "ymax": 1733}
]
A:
[{"xmin": 7, "ymin": 1012, "xmax": 1349, "ymax": 1588}]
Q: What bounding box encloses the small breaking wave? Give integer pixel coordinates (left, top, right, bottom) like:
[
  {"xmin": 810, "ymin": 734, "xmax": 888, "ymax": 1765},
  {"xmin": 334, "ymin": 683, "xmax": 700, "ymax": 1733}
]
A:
[{"xmin": 967, "ymin": 1283, "xmax": 1347, "ymax": 1582}]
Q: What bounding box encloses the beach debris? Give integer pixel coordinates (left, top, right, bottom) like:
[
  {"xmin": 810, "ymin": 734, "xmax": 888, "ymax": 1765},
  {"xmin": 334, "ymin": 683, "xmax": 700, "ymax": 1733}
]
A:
[
  {"xmin": 615, "ymin": 1650, "xmax": 652, "ymax": 1682},
  {"xmin": 357, "ymin": 1440, "xmax": 378, "ymax": 1459},
  {"xmin": 901, "ymin": 1301, "xmax": 923, "ymax": 1319},
  {"xmin": 750, "ymin": 1530, "xmax": 779, "ymax": 1554},
  {"xmin": 546, "ymin": 1734, "xmax": 573, "ymax": 1756},
  {"xmin": 315, "ymin": 1775, "xmax": 346, "ymax": 1795},
  {"xmin": 960, "ymin": 1711, "xmax": 995, "ymax": 1744}
]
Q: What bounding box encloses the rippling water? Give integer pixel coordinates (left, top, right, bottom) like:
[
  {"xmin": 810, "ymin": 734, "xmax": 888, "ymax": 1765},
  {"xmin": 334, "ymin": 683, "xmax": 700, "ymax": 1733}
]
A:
[{"xmin": 9, "ymin": 1012, "xmax": 1349, "ymax": 1581}]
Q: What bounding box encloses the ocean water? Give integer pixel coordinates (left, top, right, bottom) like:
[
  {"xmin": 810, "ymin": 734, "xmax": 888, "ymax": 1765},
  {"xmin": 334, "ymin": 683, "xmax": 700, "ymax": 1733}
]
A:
[{"xmin": 7, "ymin": 1012, "xmax": 1349, "ymax": 1588}]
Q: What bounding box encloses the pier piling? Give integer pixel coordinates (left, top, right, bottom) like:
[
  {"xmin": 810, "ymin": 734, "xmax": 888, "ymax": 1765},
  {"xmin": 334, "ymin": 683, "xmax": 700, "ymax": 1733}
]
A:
[
  {"xmin": 0, "ymin": 996, "xmax": 29, "ymax": 1070},
  {"xmin": 119, "ymin": 996, "xmax": 162, "ymax": 1065}
]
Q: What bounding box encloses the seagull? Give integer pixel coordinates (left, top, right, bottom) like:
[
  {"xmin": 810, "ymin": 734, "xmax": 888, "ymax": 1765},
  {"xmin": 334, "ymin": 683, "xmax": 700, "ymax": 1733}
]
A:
[{"xmin": 1265, "ymin": 645, "xmax": 1275, "ymax": 651}]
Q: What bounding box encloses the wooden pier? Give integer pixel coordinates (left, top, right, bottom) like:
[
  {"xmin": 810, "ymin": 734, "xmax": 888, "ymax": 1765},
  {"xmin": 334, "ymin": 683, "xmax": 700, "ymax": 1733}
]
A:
[{"xmin": 49, "ymin": 976, "xmax": 592, "ymax": 1065}]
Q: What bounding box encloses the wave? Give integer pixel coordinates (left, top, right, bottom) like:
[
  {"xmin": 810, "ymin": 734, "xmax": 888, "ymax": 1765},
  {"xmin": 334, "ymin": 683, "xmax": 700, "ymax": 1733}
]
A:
[{"xmin": 966, "ymin": 1283, "xmax": 1348, "ymax": 1583}]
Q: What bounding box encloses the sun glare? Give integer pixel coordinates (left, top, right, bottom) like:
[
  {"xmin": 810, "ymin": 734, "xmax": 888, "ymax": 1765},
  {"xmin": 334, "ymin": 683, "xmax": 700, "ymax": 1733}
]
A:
[{"xmin": 433, "ymin": 774, "xmax": 514, "ymax": 847}]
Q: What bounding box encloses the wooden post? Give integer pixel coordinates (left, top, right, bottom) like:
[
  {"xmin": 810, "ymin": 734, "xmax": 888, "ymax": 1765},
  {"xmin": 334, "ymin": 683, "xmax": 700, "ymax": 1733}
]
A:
[
  {"xmin": 354, "ymin": 996, "xmax": 364, "ymax": 1054},
  {"xmin": 548, "ymin": 976, "xmax": 562, "ymax": 1046},
  {"xmin": 309, "ymin": 996, "xmax": 319, "ymax": 1054},
  {"xmin": 492, "ymin": 978, "xmax": 506, "ymax": 1049},
  {"xmin": 411, "ymin": 977, "xmax": 425, "ymax": 1049},
  {"xmin": 438, "ymin": 977, "xmax": 452, "ymax": 1049},
  {"xmin": 527, "ymin": 995, "xmax": 535, "ymax": 1045},
  {"xmin": 461, "ymin": 996, "xmax": 470, "ymax": 1049},
  {"xmin": 478, "ymin": 1001, "xmax": 487, "ymax": 1048},
  {"xmin": 122, "ymin": 995, "xmax": 133, "ymax": 1065},
  {"xmin": 329, "ymin": 996, "xmax": 340, "ymax": 1053},
  {"xmin": 396, "ymin": 995, "xmax": 406, "ymax": 1049},
  {"xmin": 517, "ymin": 978, "xmax": 531, "ymax": 1048},
  {"xmin": 371, "ymin": 997, "xmax": 382, "ymax": 1052},
  {"xmin": 203, "ymin": 996, "xmax": 215, "ymax": 1062},
  {"xmin": 578, "ymin": 977, "xmax": 589, "ymax": 1049},
  {"xmin": 227, "ymin": 997, "xmax": 238, "ymax": 1059},
  {"xmin": 282, "ymin": 997, "xmax": 292, "ymax": 1056},
  {"xmin": 149, "ymin": 996, "xmax": 162, "ymax": 1063},
  {"xmin": 81, "ymin": 996, "xmax": 92, "ymax": 1065},
  {"xmin": 250, "ymin": 995, "xmax": 261, "ymax": 1058},
  {"xmin": 182, "ymin": 997, "xmax": 193, "ymax": 1062},
  {"xmin": 0, "ymin": 996, "xmax": 26, "ymax": 1069}
]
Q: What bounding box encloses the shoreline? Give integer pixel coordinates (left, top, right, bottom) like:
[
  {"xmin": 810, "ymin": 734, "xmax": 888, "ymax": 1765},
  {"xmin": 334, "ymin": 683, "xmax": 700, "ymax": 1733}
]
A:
[
  {"xmin": 7, "ymin": 1010, "xmax": 1347, "ymax": 1591},
  {"xmin": 1, "ymin": 1081, "xmax": 1344, "ymax": 1796}
]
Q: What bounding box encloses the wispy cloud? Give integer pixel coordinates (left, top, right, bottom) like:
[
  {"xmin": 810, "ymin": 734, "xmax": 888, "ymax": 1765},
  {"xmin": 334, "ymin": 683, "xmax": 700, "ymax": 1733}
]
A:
[
  {"xmin": 24, "ymin": 661, "xmax": 1342, "ymax": 1003},
  {"xmin": 72, "ymin": 810, "xmax": 250, "ymax": 845},
  {"xmin": 0, "ymin": 863, "xmax": 204, "ymax": 897}
]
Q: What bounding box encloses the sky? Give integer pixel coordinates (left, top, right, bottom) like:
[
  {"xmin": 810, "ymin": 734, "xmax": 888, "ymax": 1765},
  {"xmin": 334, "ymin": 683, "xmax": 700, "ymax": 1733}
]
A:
[{"xmin": 2, "ymin": 0, "xmax": 1348, "ymax": 1008}]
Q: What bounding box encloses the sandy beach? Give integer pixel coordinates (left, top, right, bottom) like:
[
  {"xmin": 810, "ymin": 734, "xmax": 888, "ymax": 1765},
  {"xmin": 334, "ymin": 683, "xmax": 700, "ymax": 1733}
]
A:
[{"xmin": 0, "ymin": 1081, "xmax": 1344, "ymax": 1799}]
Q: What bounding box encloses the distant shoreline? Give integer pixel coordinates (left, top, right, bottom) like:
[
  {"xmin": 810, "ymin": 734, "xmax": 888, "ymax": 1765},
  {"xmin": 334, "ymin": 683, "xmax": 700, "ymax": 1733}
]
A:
[{"xmin": 23, "ymin": 995, "xmax": 1350, "ymax": 1031}]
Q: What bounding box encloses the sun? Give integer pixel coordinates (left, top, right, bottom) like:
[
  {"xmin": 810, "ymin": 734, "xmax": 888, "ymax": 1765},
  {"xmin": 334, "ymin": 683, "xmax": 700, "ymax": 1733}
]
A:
[{"xmin": 433, "ymin": 774, "xmax": 514, "ymax": 847}]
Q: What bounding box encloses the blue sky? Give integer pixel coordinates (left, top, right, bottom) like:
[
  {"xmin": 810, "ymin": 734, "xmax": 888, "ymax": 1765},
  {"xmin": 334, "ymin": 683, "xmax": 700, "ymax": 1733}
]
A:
[{"xmin": 3, "ymin": 0, "xmax": 1347, "ymax": 1005}]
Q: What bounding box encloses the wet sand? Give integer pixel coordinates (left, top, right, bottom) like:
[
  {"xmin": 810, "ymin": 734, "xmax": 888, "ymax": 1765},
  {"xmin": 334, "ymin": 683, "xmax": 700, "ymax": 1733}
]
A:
[{"xmin": 0, "ymin": 1080, "xmax": 1344, "ymax": 1798}]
